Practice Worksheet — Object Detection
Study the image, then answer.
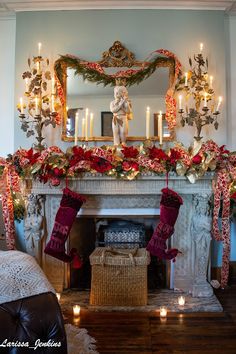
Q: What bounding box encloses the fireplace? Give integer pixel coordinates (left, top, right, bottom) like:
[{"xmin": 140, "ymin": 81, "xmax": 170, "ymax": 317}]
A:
[{"xmin": 23, "ymin": 172, "xmax": 214, "ymax": 297}]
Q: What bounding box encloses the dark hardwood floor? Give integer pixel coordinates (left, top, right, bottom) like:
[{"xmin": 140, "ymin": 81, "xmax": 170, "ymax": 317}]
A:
[{"xmin": 64, "ymin": 286, "xmax": 236, "ymax": 354}]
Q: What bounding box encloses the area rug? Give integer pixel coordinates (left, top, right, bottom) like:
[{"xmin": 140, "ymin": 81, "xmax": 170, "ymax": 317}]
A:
[
  {"xmin": 65, "ymin": 324, "xmax": 99, "ymax": 354},
  {"xmin": 60, "ymin": 289, "xmax": 223, "ymax": 313}
]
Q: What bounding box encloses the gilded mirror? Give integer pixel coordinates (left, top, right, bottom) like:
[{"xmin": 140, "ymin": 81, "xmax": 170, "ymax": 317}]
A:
[{"xmin": 54, "ymin": 41, "xmax": 177, "ymax": 142}]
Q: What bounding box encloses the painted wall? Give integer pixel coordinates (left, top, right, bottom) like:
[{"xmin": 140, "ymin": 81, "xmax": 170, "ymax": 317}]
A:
[
  {"xmin": 0, "ymin": 17, "xmax": 16, "ymax": 157},
  {"xmin": 14, "ymin": 10, "xmax": 226, "ymax": 150}
]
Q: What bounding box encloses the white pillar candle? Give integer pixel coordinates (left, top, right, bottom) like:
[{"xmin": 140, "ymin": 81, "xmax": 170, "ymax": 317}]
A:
[
  {"xmin": 85, "ymin": 108, "xmax": 89, "ymax": 141},
  {"xmin": 179, "ymin": 95, "xmax": 182, "ymax": 110},
  {"xmin": 178, "ymin": 296, "xmax": 185, "ymax": 306},
  {"xmin": 146, "ymin": 106, "xmax": 150, "ymax": 139},
  {"xmin": 185, "ymin": 72, "xmax": 188, "ymax": 86},
  {"xmin": 73, "ymin": 305, "xmax": 81, "ymax": 317},
  {"xmin": 204, "ymin": 92, "xmax": 207, "ymax": 107},
  {"xmin": 25, "ymin": 78, "xmax": 29, "ymax": 92},
  {"xmin": 74, "ymin": 112, "xmax": 79, "ymax": 146},
  {"xmin": 20, "ymin": 97, "xmax": 24, "ymax": 114},
  {"xmin": 209, "ymin": 76, "xmax": 213, "ymax": 89},
  {"xmin": 38, "ymin": 42, "xmax": 42, "ymax": 56},
  {"xmin": 158, "ymin": 111, "xmax": 163, "ymax": 145},
  {"xmin": 216, "ymin": 96, "xmax": 222, "ymax": 112},
  {"xmin": 90, "ymin": 112, "xmax": 94, "ymax": 137},
  {"xmin": 200, "ymin": 42, "xmax": 203, "ymax": 53},
  {"xmin": 35, "ymin": 97, "xmax": 39, "ymax": 115},
  {"xmin": 160, "ymin": 306, "xmax": 167, "ymax": 318},
  {"xmin": 82, "ymin": 117, "xmax": 85, "ymax": 138}
]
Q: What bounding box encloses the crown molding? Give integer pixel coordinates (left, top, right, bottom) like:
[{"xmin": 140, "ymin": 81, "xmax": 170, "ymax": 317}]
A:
[
  {"xmin": 1, "ymin": 1, "xmax": 236, "ymax": 12},
  {"xmin": 0, "ymin": 4, "xmax": 15, "ymax": 19}
]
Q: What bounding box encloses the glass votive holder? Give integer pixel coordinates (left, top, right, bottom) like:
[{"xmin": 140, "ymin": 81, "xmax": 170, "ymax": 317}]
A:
[
  {"xmin": 160, "ymin": 306, "xmax": 167, "ymax": 318},
  {"xmin": 178, "ymin": 295, "xmax": 185, "ymax": 306},
  {"xmin": 73, "ymin": 305, "xmax": 81, "ymax": 317},
  {"xmin": 56, "ymin": 293, "xmax": 61, "ymax": 301}
]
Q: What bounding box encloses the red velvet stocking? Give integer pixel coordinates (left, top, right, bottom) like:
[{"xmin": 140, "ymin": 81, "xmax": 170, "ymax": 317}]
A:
[
  {"xmin": 146, "ymin": 188, "xmax": 183, "ymax": 261},
  {"xmin": 44, "ymin": 187, "xmax": 86, "ymax": 268}
]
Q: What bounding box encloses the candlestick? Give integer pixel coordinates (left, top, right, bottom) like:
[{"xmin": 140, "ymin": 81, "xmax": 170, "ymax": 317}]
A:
[
  {"xmin": 82, "ymin": 117, "xmax": 85, "ymax": 138},
  {"xmin": 160, "ymin": 306, "xmax": 167, "ymax": 318},
  {"xmin": 158, "ymin": 111, "xmax": 163, "ymax": 145},
  {"xmin": 25, "ymin": 78, "xmax": 29, "ymax": 92},
  {"xmin": 20, "ymin": 97, "xmax": 24, "ymax": 114},
  {"xmin": 209, "ymin": 76, "xmax": 213, "ymax": 89},
  {"xmin": 74, "ymin": 112, "xmax": 79, "ymax": 146},
  {"xmin": 184, "ymin": 72, "xmax": 188, "ymax": 87},
  {"xmin": 35, "ymin": 97, "xmax": 39, "ymax": 115},
  {"xmin": 178, "ymin": 295, "xmax": 185, "ymax": 306},
  {"xmin": 85, "ymin": 108, "xmax": 88, "ymax": 141},
  {"xmin": 73, "ymin": 305, "xmax": 81, "ymax": 317},
  {"xmin": 204, "ymin": 92, "xmax": 207, "ymax": 107},
  {"xmin": 200, "ymin": 42, "xmax": 203, "ymax": 53},
  {"xmin": 56, "ymin": 293, "xmax": 61, "ymax": 301},
  {"xmin": 90, "ymin": 112, "xmax": 94, "ymax": 137},
  {"xmin": 179, "ymin": 95, "xmax": 182, "ymax": 110},
  {"xmin": 146, "ymin": 106, "xmax": 150, "ymax": 139},
  {"xmin": 216, "ymin": 96, "xmax": 222, "ymax": 112},
  {"xmin": 38, "ymin": 42, "xmax": 42, "ymax": 56}
]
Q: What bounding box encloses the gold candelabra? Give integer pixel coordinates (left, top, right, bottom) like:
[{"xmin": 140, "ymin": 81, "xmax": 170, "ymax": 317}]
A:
[
  {"xmin": 17, "ymin": 43, "xmax": 61, "ymax": 151},
  {"xmin": 176, "ymin": 43, "xmax": 222, "ymax": 141}
]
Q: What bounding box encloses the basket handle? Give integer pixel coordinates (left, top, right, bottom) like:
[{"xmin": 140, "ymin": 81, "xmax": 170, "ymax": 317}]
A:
[{"xmin": 101, "ymin": 247, "xmax": 138, "ymax": 266}]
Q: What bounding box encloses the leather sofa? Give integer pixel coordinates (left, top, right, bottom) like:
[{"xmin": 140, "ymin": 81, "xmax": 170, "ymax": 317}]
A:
[{"xmin": 0, "ymin": 292, "xmax": 67, "ymax": 353}]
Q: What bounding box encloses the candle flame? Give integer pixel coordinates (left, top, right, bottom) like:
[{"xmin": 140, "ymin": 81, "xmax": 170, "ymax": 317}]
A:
[{"xmin": 200, "ymin": 43, "xmax": 203, "ymax": 52}]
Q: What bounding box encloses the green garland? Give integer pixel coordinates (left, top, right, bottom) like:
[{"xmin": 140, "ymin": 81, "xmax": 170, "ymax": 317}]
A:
[{"xmin": 54, "ymin": 55, "xmax": 175, "ymax": 88}]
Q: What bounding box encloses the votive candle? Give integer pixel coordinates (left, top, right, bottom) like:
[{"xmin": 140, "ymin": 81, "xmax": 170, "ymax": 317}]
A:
[
  {"xmin": 160, "ymin": 306, "xmax": 167, "ymax": 318},
  {"xmin": 73, "ymin": 305, "xmax": 81, "ymax": 317},
  {"xmin": 178, "ymin": 295, "xmax": 185, "ymax": 306},
  {"xmin": 146, "ymin": 106, "xmax": 150, "ymax": 140}
]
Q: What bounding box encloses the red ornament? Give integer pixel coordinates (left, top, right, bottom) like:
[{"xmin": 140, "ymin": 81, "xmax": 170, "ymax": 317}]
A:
[{"xmin": 192, "ymin": 154, "xmax": 202, "ymax": 164}]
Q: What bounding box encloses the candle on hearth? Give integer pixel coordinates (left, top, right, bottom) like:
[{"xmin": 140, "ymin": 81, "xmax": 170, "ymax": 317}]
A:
[
  {"xmin": 25, "ymin": 78, "xmax": 29, "ymax": 92},
  {"xmin": 158, "ymin": 111, "xmax": 163, "ymax": 145},
  {"xmin": 20, "ymin": 97, "xmax": 24, "ymax": 114},
  {"xmin": 204, "ymin": 92, "xmax": 207, "ymax": 107},
  {"xmin": 90, "ymin": 112, "xmax": 94, "ymax": 137},
  {"xmin": 185, "ymin": 72, "xmax": 188, "ymax": 86},
  {"xmin": 160, "ymin": 306, "xmax": 167, "ymax": 318},
  {"xmin": 82, "ymin": 117, "xmax": 85, "ymax": 138},
  {"xmin": 216, "ymin": 96, "xmax": 222, "ymax": 112},
  {"xmin": 35, "ymin": 97, "xmax": 39, "ymax": 115},
  {"xmin": 146, "ymin": 106, "xmax": 150, "ymax": 139},
  {"xmin": 38, "ymin": 42, "xmax": 42, "ymax": 56},
  {"xmin": 200, "ymin": 42, "xmax": 203, "ymax": 53},
  {"xmin": 73, "ymin": 305, "xmax": 81, "ymax": 317},
  {"xmin": 209, "ymin": 76, "xmax": 213, "ymax": 89},
  {"xmin": 74, "ymin": 112, "xmax": 79, "ymax": 146},
  {"xmin": 178, "ymin": 295, "xmax": 185, "ymax": 306},
  {"xmin": 56, "ymin": 293, "xmax": 61, "ymax": 301},
  {"xmin": 179, "ymin": 95, "xmax": 182, "ymax": 110},
  {"xmin": 85, "ymin": 108, "xmax": 89, "ymax": 141}
]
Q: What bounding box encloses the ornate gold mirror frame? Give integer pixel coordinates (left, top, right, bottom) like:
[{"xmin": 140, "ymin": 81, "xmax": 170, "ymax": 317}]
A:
[{"xmin": 54, "ymin": 41, "xmax": 181, "ymax": 142}]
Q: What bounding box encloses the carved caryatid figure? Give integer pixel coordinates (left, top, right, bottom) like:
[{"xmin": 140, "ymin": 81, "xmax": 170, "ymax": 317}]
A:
[
  {"xmin": 24, "ymin": 194, "xmax": 44, "ymax": 265},
  {"xmin": 191, "ymin": 194, "xmax": 213, "ymax": 297},
  {"xmin": 110, "ymin": 85, "xmax": 132, "ymax": 146}
]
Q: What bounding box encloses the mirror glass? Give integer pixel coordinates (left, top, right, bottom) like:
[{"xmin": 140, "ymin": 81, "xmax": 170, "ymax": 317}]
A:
[{"xmin": 66, "ymin": 66, "xmax": 171, "ymax": 139}]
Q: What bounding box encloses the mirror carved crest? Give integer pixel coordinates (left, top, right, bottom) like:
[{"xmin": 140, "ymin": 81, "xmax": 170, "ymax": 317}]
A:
[{"xmin": 54, "ymin": 41, "xmax": 182, "ymax": 142}]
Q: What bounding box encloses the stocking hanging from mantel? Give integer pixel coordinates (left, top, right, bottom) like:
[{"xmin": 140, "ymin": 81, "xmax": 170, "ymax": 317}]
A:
[
  {"xmin": 146, "ymin": 188, "xmax": 183, "ymax": 261},
  {"xmin": 44, "ymin": 187, "xmax": 86, "ymax": 268}
]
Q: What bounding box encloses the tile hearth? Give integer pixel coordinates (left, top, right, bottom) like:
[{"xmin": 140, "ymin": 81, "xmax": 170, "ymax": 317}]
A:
[{"xmin": 59, "ymin": 289, "xmax": 223, "ymax": 313}]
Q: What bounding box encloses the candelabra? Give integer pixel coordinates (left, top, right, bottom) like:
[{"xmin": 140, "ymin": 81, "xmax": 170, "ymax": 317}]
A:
[
  {"xmin": 17, "ymin": 44, "xmax": 61, "ymax": 151},
  {"xmin": 177, "ymin": 44, "xmax": 222, "ymax": 141}
]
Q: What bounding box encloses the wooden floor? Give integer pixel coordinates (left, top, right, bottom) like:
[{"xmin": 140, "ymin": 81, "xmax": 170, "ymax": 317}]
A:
[{"xmin": 64, "ymin": 286, "xmax": 236, "ymax": 354}]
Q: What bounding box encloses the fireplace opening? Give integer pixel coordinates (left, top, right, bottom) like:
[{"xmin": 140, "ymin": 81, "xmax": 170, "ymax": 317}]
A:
[{"xmin": 69, "ymin": 217, "xmax": 167, "ymax": 290}]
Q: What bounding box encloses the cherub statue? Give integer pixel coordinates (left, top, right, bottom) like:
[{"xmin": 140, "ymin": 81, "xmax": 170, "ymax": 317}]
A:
[{"xmin": 110, "ymin": 85, "xmax": 132, "ymax": 146}]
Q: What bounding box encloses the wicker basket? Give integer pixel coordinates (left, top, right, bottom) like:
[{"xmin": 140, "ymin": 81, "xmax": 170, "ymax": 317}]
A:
[{"xmin": 89, "ymin": 247, "xmax": 150, "ymax": 306}]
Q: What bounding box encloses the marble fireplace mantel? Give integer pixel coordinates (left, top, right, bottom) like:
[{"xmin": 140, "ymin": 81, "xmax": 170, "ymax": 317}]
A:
[{"xmin": 23, "ymin": 173, "xmax": 214, "ymax": 297}]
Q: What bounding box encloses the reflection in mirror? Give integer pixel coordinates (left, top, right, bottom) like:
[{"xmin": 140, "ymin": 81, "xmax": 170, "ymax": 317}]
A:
[{"xmin": 66, "ymin": 67, "xmax": 170, "ymax": 139}]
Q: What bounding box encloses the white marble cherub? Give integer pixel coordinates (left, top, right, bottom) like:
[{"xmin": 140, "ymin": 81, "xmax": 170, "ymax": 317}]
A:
[{"xmin": 110, "ymin": 85, "xmax": 132, "ymax": 146}]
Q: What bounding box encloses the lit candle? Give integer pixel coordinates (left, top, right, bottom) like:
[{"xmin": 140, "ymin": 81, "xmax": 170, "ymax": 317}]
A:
[
  {"xmin": 216, "ymin": 96, "xmax": 222, "ymax": 112},
  {"xmin": 90, "ymin": 112, "xmax": 94, "ymax": 137},
  {"xmin": 38, "ymin": 42, "xmax": 42, "ymax": 56},
  {"xmin": 160, "ymin": 306, "xmax": 167, "ymax": 318},
  {"xmin": 56, "ymin": 293, "xmax": 61, "ymax": 301},
  {"xmin": 179, "ymin": 95, "xmax": 182, "ymax": 110},
  {"xmin": 73, "ymin": 305, "xmax": 81, "ymax": 317},
  {"xmin": 178, "ymin": 295, "xmax": 185, "ymax": 306},
  {"xmin": 82, "ymin": 117, "xmax": 85, "ymax": 138},
  {"xmin": 74, "ymin": 112, "xmax": 79, "ymax": 146},
  {"xmin": 25, "ymin": 78, "xmax": 29, "ymax": 92},
  {"xmin": 185, "ymin": 72, "xmax": 188, "ymax": 86},
  {"xmin": 85, "ymin": 108, "xmax": 89, "ymax": 141},
  {"xmin": 35, "ymin": 97, "xmax": 39, "ymax": 115},
  {"xmin": 146, "ymin": 106, "xmax": 150, "ymax": 140},
  {"xmin": 36, "ymin": 61, "xmax": 41, "ymax": 75},
  {"xmin": 51, "ymin": 94, "xmax": 55, "ymax": 112},
  {"xmin": 158, "ymin": 111, "xmax": 163, "ymax": 145},
  {"xmin": 209, "ymin": 76, "xmax": 213, "ymax": 89},
  {"xmin": 20, "ymin": 97, "xmax": 24, "ymax": 114},
  {"xmin": 200, "ymin": 42, "xmax": 203, "ymax": 53},
  {"xmin": 204, "ymin": 92, "xmax": 207, "ymax": 107}
]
